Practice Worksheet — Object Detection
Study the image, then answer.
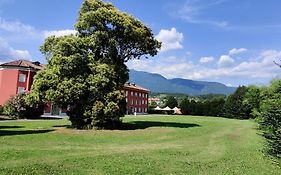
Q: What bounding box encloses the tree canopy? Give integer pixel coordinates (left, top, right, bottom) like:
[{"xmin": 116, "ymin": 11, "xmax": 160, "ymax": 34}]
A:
[
  {"xmin": 27, "ymin": 0, "xmax": 160, "ymax": 129},
  {"xmin": 165, "ymin": 96, "xmax": 178, "ymax": 108},
  {"xmin": 257, "ymin": 79, "xmax": 281, "ymax": 158}
]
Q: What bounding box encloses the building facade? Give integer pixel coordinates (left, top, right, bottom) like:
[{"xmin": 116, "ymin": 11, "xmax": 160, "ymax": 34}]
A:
[
  {"xmin": 124, "ymin": 82, "xmax": 149, "ymax": 114},
  {"xmin": 0, "ymin": 60, "xmax": 42, "ymax": 106}
]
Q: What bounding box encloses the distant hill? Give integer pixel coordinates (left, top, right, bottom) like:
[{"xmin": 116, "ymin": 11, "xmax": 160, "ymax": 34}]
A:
[{"xmin": 129, "ymin": 69, "xmax": 236, "ymax": 95}]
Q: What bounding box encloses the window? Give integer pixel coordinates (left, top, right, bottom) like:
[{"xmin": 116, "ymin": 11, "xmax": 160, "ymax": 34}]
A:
[
  {"xmin": 126, "ymin": 98, "xmax": 128, "ymax": 103},
  {"xmin": 19, "ymin": 74, "xmax": 26, "ymax": 83},
  {"xmin": 131, "ymin": 91, "xmax": 133, "ymax": 96},
  {"xmin": 135, "ymin": 92, "xmax": 137, "ymax": 96},
  {"xmin": 131, "ymin": 100, "xmax": 134, "ymax": 105},
  {"xmin": 126, "ymin": 91, "xmax": 128, "ymax": 97},
  {"xmin": 17, "ymin": 87, "xmax": 25, "ymax": 94}
]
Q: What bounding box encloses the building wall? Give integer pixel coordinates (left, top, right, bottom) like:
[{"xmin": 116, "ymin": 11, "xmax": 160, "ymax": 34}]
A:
[
  {"xmin": 124, "ymin": 88, "xmax": 148, "ymax": 114},
  {"xmin": 17, "ymin": 70, "xmax": 28, "ymax": 93},
  {"xmin": 0, "ymin": 68, "xmax": 37, "ymax": 106},
  {"xmin": 0, "ymin": 69, "xmax": 18, "ymax": 106}
]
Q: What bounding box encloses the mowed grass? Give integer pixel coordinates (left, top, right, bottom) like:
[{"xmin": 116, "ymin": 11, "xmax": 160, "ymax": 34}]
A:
[{"xmin": 0, "ymin": 115, "xmax": 280, "ymax": 175}]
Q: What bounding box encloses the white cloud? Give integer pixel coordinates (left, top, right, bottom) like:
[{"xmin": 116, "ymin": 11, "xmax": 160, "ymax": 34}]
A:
[
  {"xmin": 199, "ymin": 56, "xmax": 214, "ymax": 64},
  {"xmin": 156, "ymin": 27, "xmax": 184, "ymax": 52},
  {"xmin": 43, "ymin": 29, "xmax": 77, "ymax": 38},
  {"xmin": 218, "ymin": 55, "xmax": 235, "ymax": 67},
  {"xmin": 0, "ymin": 18, "xmax": 77, "ymax": 40},
  {"xmin": 229, "ymin": 48, "xmax": 247, "ymax": 55},
  {"xmin": 0, "ymin": 38, "xmax": 31, "ymax": 61},
  {"xmin": 0, "ymin": 18, "xmax": 38, "ymax": 36},
  {"xmin": 127, "ymin": 49, "xmax": 281, "ymax": 86}
]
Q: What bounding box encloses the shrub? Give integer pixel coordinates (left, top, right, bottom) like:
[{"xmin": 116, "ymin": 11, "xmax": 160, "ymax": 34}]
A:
[
  {"xmin": 257, "ymin": 79, "xmax": 281, "ymax": 158},
  {"xmin": 0, "ymin": 105, "xmax": 3, "ymax": 115},
  {"xmin": 3, "ymin": 93, "xmax": 44, "ymax": 119}
]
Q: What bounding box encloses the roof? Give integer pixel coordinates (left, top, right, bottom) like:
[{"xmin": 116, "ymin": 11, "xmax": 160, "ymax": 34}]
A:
[
  {"xmin": 0, "ymin": 59, "xmax": 43, "ymax": 70},
  {"xmin": 124, "ymin": 82, "xmax": 149, "ymax": 92}
]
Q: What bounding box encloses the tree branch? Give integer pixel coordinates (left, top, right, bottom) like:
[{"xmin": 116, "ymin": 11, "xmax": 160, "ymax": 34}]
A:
[{"xmin": 274, "ymin": 60, "xmax": 281, "ymax": 68}]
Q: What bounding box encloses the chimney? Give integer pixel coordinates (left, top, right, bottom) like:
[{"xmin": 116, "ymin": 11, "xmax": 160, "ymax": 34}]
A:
[{"xmin": 32, "ymin": 61, "xmax": 41, "ymax": 66}]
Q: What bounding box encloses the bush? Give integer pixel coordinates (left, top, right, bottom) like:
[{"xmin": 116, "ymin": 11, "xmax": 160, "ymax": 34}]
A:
[
  {"xmin": 0, "ymin": 105, "xmax": 3, "ymax": 115},
  {"xmin": 3, "ymin": 93, "xmax": 44, "ymax": 119},
  {"xmin": 257, "ymin": 79, "xmax": 281, "ymax": 158}
]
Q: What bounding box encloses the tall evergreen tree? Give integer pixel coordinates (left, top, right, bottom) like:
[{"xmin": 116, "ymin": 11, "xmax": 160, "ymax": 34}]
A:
[
  {"xmin": 27, "ymin": 0, "xmax": 160, "ymax": 129},
  {"xmin": 223, "ymin": 86, "xmax": 248, "ymax": 119},
  {"xmin": 243, "ymin": 85, "xmax": 261, "ymax": 118},
  {"xmin": 179, "ymin": 97, "xmax": 190, "ymax": 115}
]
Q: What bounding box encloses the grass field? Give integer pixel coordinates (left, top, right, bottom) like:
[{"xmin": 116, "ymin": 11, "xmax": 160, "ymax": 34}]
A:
[{"xmin": 0, "ymin": 115, "xmax": 280, "ymax": 175}]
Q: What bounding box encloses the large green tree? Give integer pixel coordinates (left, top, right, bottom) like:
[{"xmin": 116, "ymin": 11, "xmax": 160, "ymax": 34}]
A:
[
  {"xmin": 165, "ymin": 96, "xmax": 178, "ymax": 108},
  {"xmin": 223, "ymin": 86, "xmax": 248, "ymax": 119},
  {"xmin": 243, "ymin": 85, "xmax": 261, "ymax": 118},
  {"xmin": 27, "ymin": 0, "xmax": 160, "ymax": 129}
]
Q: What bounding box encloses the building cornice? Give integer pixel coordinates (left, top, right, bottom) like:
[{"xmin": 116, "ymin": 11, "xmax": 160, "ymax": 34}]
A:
[{"xmin": 0, "ymin": 66, "xmax": 38, "ymax": 72}]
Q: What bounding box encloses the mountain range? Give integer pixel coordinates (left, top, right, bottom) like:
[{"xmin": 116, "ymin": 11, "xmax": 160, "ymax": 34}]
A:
[{"xmin": 129, "ymin": 69, "xmax": 236, "ymax": 95}]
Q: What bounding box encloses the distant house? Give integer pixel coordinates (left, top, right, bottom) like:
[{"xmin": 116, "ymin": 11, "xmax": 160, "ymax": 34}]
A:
[
  {"xmin": 148, "ymin": 97, "xmax": 161, "ymax": 105},
  {"xmin": 124, "ymin": 82, "xmax": 149, "ymax": 114},
  {"xmin": 0, "ymin": 59, "xmax": 149, "ymax": 115}
]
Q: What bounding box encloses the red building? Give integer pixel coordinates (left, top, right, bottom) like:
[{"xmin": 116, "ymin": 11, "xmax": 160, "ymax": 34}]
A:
[
  {"xmin": 0, "ymin": 59, "xmax": 149, "ymax": 115},
  {"xmin": 124, "ymin": 82, "xmax": 149, "ymax": 114},
  {"xmin": 0, "ymin": 60, "xmax": 43, "ymax": 106}
]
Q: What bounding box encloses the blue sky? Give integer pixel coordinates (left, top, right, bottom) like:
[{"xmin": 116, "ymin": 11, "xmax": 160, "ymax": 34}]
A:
[{"xmin": 0, "ymin": 0, "xmax": 280, "ymax": 86}]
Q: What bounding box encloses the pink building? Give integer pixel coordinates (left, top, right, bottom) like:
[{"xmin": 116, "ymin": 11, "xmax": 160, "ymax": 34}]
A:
[
  {"xmin": 0, "ymin": 60, "xmax": 43, "ymax": 106},
  {"xmin": 124, "ymin": 82, "xmax": 149, "ymax": 114}
]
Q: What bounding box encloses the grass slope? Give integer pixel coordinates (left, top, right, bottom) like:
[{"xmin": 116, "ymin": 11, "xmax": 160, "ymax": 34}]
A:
[{"xmin": 0, "ymin": 115, "xmax": 280, "ymax": 175}]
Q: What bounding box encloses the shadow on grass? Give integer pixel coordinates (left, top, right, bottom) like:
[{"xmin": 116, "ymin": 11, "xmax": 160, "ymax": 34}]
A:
[
  {"xmin": 0, "ymin": 126, "xmax": 24, "ymax": 129},
  {"xmin": 30, "ymin": 116, "xmax": 64, "ymax": 120},
  {"xmin": 0, "ymin": 129, "xmax": 54, "ymax": 137},
  {"xmin": 120, "ymin": 121, "xmax": 200, "ymax": 130}
]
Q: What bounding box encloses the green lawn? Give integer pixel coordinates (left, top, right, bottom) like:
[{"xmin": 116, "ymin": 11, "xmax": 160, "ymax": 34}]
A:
[{"xmin": 0, "ymin": 115, "xmax": 280, "ymax": 175}]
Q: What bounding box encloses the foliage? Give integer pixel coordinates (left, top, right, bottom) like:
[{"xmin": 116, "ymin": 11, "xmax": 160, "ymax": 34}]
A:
[
  {"xmin": 179, "ymin": 97, "xmax": 190, "ymax": 115},
  {"xmin": 243, "ymin": 85, "xmax": 261, "ymax": 118},
  {"xmin": 3, "ymin": 93, "xmax": 44, "ymax": 119},
  {"xmin": 257, "ymin": 79, "xmax": 281, "ymax": 158},
  {"xmin": 179, "ymin": 97, "xmax": 225, "ymax": 117},
  {"xmin": 165, "ymin": 96, "xmax": 178, "ymax": 108},
  {"xmin": 148, "ymin": 101, "xmax": 160, "ymax": 114},
  {"xmin": 27, "ymin": 0, "xmax": 160, "ymax": 129},
  {"xmin": 197, "ymin": 94, "xmax": 226, "ymax": 101},
  {"xmin": 223, "ymin": 86, "xmax": 249, "ymax": 119},
  {"xmin": 208, "ymin": 98, "xmax": 226, "ymax": 117},
  {"xmin": 0, "ymin": 105, "xmax": 3, "ymax": 115}
]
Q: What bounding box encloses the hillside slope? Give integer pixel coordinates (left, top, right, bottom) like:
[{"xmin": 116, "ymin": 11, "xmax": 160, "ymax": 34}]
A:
[{"xmin": 129, "ymin": 69, "xmax": 236, "ymax": 95}]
